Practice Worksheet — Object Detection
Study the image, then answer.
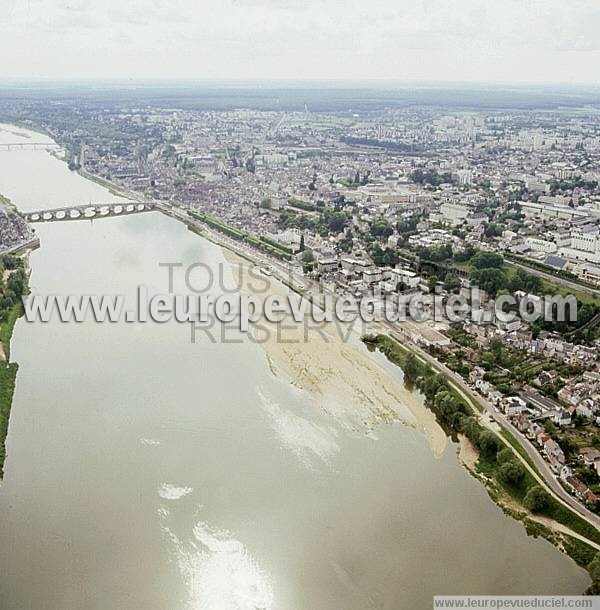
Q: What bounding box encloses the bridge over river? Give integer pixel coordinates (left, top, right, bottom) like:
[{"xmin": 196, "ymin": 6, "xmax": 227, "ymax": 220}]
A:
[
  {"xmin": 24, "ymin": 202, "xmax": 156, "ymax": 223},
  {"xmin": 0, "ymin": 142, "xmax": 62, "ymax": 151}
]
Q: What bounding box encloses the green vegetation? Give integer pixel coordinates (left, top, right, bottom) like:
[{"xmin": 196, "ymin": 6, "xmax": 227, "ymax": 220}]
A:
[
  {"xmin": 449, "ymin": 249, "xmax": 600, "ymax": 342},
  {"xmin": 410, "ymin": 168, "xmax": 454, "ymax": 186},
  {"xmin": 364, "ymin": 334, "xmax": 483, "ymax": 435},
  {"xmin": 189, "ymin": 210, "xmax": 292, "ymax": 261},
  {"xmin": 446, "ymin": 326, "xmax": 477, "ymax": 349},
  {"xmin": 497, "ymin": 429, "xmax": 541, "ymax": 477},
  {"xmin": 587, "ymin": 552, "xmax": 600, "ymax": 594},
  {"xmin": 0, "ymin": 255, "xmax": 27, "ymax": 359},
  {"xmin": 1, "ymin": 302, "xmax": 24, "ymax": 361},
  {"xmin": 415, "ymin": 243, "xmax": 453, "ymax": 263},
  {"xmin": 505, "ymin": 253, "xmax": 596, "ymax": 287},
  {"xmin": 469, "ymin": 252, "xmax": 543, "ymax": 297},
  {"xmin": 483, "ymin": 339, "xmax": 544, "ymax": 391},
  {"xmin": 302, "ymin": 249, "xmax": 315, "ymax": 273},
  {"xmin": 562, "ymin": 536, "xmax": 597, "ymax": 570},
  {"xmin": 0, "ymin": 362, "xmax": 18, "ymax": 478},
  {"xmin": 278, "ymin": 206, "xmax": 349, "ymax": 237},
  {"xmin": 363, "ymin": 333, "xmax": 600, "ymax": 557},
  {"xmin": 0, "ymin": 193, "xmax": 13, "ymax": 207},
  {"xmin": 370, "ymin": 243, "xmax": 399, "ymax": 267},
  {"xmin": 370, "ymin": 219, "xmax": 393, "ymax": 238},
  {"xmin": 549, "ymin": 178, "xmax": 598, "ymax": 195},
  {"xmin": 0, "ymin": 254, "xmax": 28, "ymax": 479},
  {"xmin": 524, "ymin": 485, "xmax": 550, "ymax": 512},
  {"xmin": 287, "ymin": 197, "xmax": 316, "ymax": 212}
]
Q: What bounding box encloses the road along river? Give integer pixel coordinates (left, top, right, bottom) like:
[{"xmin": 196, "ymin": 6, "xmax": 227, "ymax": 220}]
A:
[{"xmin": 0, "ymin": 124, "xmax": 590, "ymax": 610}]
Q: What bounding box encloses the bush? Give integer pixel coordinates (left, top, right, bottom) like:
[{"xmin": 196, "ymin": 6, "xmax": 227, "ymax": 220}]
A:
[
  {"xmin": 498, "ymin": 461, "xmax": 526, "ymax": 486},
  {"xmin": 587, "ymin": 553, "xmax": 600, "ymax": 594},
  {"xmin": 523, "ymin": 485, "xmax": 550, "ymax": 513},
  {"xmin": 496, "ymin": 447, "xmax": 515, "ymax": 465},
  {"xmin": 479, "ymin": 431, "xmax": 501, "ymax": 458},
  {"xmin": 471, "ymin": 252, "xmax": 504, "ymax": 269}
]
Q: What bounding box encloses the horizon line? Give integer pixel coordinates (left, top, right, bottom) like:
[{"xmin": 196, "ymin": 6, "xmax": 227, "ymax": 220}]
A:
[{"xmin": 0, "ymin": 77, "xmax": 600, "ymax": 90}]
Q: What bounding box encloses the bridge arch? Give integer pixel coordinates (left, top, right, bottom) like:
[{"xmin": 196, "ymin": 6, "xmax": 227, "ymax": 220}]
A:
[{"xmin": 24, "ymin": 201, "xmax": 154, "ymax": 223}]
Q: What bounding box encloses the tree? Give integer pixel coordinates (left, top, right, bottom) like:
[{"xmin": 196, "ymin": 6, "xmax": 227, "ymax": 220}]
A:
[
  {"xmin": 411, "ymin": 168, "xmax": 425, "ymax": 184},
  {"xmin": 498, "ymin": 461, "xmax": 525, "ymax": 486},
  {"xmin": 470, "ymin": 267, "xmax": 507, "ymax": 298},
  {"xmin": 496, "ymin": 447, "xmax": 515, "ymax": 465},
  {"xmin": 460, "ymin": 416, "xmax": 482, "ymax": 445},
  {"xmin": 471, "ymin": 252, "xmax": 504, "ymax": 269},
  {"xmin": 339, "ymin": 230, "xmax": 353, "ymax": 253},
  {"xmin": 508, "ymin": 268, "xmax": 543, "ymax": 294},
  {"xmin": 321, "ymin": 209, "xmax": 348, "ymax": 234},
  {"xmin": 434, "ymin": 390, "xmax": 466, "ymax": 420},
  {"xmin": 454, "ymin": 246, "xmax": 478, "ymax": 263},
  {"xmin": 302, "ymin": 250, "xmax": 314, "ymax": 264},
  {"xmin": 403, "ymin": 353, "xmax": 420, "ymax": 384},
  {"xmin": 484, "ymin": 223, "xmax": 502, "ymax": 238},
  {"xmin": 523, "ymin": 486, "xmax": 549, "ymax": 513},
  {"xmin": 587, "ymin": 553, "xmax": 600, "ymax": 594},
  {"xmin": 1, "ymin": 255, "xmax": 22, "ymax": 270},
  {"xmin": 370, "ymin": 219, "xmax": 393, "ymax": 238},
  {"xmin": 443, "ymin": 272, "xmax": 460, "ymax": 291},
  {"xmin": 479, "ymin": 431, "xmax": 501, "ymax": 458},
  {"xmin": 381, "ymin": 249, "xmax": 399, "ymax": 267}
]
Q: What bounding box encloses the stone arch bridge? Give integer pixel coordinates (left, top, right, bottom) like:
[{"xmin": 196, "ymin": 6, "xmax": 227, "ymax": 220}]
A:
[{"xmin": 24, "ymin": 202, "xmax": 156, "ymax": 223}]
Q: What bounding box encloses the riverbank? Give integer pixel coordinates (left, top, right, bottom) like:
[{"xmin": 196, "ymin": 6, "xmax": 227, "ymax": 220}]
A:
[
  {"xmin": 0, "ymin": 122, "xmax": 592, "ymax": 606},
  {"xmin": 24, "ymin": 126, "xmax": 598, "ymax": 588},
  {"xmin": 0, "ymin": 361, "xmax": 18, "ymax": 479},
  {"xmin": 64, "ymin": 156, "xmax": 600, "ymax": 531},
  {"xmin": 365, "ymin": 333, "xmax": 600, "ymax": 591},
  {"xmin": 224, "ymin": 249, "xmax": 449, "ymax": 455},
  {"xmin": 0, "ymin": 254, "xmax": 29, "ymax": 479},
  {"xmin": 71, "ymin": 165, "xmax": 600, "ymax": 566},
  {"xmin": 77, "ymin": 167, "xmax": 139, "ymax": 201},
  {"xmin": 458, "ymin": 435, "xmax": 600, "ymax": 578}
]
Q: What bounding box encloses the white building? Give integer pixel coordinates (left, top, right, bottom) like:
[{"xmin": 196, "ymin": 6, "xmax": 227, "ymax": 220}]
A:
[
  {"xmin": 525, "ymin": 237, "xmax": 558, "ymax": 254},
  {"xmin": 439, "ymin": 202, "xmax": 470, "ymax": 225},
  {"xmin": 391, "ymin": 268, "xmax": 420, "ymax": 288}
]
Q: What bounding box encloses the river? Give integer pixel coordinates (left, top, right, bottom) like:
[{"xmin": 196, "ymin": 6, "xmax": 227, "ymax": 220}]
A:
[{"xmin": 0, "ymin": 124, "xmax": 589, "ymax": 610}]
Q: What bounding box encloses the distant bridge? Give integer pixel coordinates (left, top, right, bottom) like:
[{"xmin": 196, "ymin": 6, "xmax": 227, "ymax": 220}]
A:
[
  {"xmin": 0, "ymin": 142, "xmax": 62, "ymax": 151},
  {"xmin": 24, "ymin": 202, "xmax": 156, "ymax": 223}
]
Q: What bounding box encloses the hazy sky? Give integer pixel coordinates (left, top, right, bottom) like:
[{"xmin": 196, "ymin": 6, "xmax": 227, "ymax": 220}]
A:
[{"xmin": 2, "ymin": 0, "xmax": 600, "ymax": 83}]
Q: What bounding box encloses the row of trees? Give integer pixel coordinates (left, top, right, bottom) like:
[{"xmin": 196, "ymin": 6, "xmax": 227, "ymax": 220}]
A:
[
  {"xmin": 405, "ymin": 346, "xmax": 557, "ymax": 514},
  {"xmin": 468, "ymin": 252, "xmax": 545, "ymax": 298},
  {"xmin": 375, "ymin": 340, "xmax": 554, "ymax": 511},
  {"xmin": 0, "ymin": 256, "xmax": 26, "ymax": 323},
  {"xmin": 366, "ymin": 334, "xmax": 600, "ymax": 586}
]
